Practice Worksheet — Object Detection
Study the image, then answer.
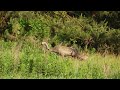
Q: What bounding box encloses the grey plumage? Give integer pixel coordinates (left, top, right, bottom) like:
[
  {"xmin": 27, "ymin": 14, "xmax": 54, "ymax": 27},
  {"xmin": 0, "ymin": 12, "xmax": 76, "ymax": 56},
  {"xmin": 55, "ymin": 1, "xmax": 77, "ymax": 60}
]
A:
[
  {"xmin": 42, "ymin": 42, "xmax": 78, "ymax": 57},
  {"xmin": 41, "ymin": 42, "xmax": 88, "ymax": 60}
]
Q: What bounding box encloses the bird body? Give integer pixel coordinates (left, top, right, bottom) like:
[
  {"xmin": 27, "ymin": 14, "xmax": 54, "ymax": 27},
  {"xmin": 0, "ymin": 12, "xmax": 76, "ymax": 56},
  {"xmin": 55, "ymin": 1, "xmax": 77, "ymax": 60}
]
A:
[{"xmin": 41, "ymin": 42, "xmax": 88, "ymax": 60}]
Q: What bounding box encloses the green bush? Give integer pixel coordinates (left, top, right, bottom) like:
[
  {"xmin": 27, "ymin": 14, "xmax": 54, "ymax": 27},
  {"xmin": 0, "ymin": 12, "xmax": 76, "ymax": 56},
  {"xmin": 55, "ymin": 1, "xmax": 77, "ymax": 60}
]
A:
[{"xmin": 1, "ymin": 11, "xmax": 120, "ymax": 55}]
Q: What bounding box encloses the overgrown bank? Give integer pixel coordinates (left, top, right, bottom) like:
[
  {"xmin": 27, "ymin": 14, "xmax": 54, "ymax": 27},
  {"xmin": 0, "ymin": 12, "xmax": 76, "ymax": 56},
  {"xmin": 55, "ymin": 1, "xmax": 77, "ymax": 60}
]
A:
[
  {"xmin": 0, "ymin": 11, "xmax": 120, "ymax": 54},
  {"xmin": 0, "ymin": 11, "xmax": 120, "ymax": 79}
]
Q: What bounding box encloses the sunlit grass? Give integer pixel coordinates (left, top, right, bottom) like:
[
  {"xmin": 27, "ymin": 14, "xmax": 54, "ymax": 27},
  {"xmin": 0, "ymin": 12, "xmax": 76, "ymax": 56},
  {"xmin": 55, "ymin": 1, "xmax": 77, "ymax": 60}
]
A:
[{"xmin": 0, "ymin": 41, "xmax": 120, "ymax": 79}]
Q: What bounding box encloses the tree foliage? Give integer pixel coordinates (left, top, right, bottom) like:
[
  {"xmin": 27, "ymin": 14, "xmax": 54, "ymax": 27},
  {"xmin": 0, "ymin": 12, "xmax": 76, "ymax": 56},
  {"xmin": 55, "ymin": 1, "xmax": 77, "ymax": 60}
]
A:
[{"xmin": 0, "ymin": 11, "xmax": 120, "ymax": 55}]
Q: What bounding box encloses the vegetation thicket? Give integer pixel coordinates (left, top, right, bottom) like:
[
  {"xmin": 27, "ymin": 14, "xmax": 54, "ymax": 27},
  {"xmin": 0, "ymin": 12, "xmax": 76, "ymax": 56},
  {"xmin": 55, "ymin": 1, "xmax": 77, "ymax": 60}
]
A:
[{"xmin": 0, "ymin": 11, "xmax": 120, "ymax": 79}]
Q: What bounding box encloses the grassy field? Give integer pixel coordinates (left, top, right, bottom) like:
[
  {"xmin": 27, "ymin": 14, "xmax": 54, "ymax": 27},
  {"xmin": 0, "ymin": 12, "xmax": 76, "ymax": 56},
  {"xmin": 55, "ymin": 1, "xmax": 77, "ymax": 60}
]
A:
[
  {"xmin": 0, "ymin": 40, "xmax": 120, "ymax": 79},
  {"xmin": 0, "ymin": 11, "xmax": 120, "ymax": 79}
]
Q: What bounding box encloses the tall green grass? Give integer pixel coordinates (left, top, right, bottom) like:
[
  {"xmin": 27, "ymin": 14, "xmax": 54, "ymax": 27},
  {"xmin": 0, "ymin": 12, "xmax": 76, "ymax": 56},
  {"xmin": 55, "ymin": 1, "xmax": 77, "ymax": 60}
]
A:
[
  {"xmin": 0, "ymin": 40, "xmax": 120, "ymax": 79},
  {"xmin": 0, "ymin": 11, "xmax": 120, "ymax": 79}
]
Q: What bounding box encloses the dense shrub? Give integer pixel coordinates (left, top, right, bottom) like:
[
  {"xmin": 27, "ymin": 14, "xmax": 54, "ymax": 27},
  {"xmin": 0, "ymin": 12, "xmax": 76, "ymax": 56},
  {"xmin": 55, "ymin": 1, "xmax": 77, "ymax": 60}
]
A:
[{"xmin": 0, "ymin": 11, "xmax": 120, "ymax": 54}]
